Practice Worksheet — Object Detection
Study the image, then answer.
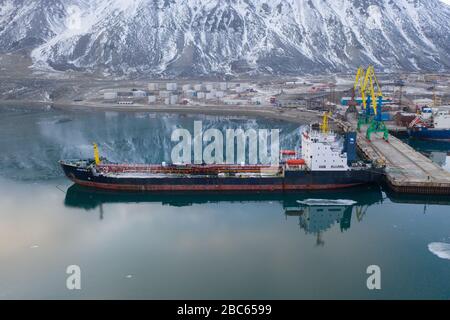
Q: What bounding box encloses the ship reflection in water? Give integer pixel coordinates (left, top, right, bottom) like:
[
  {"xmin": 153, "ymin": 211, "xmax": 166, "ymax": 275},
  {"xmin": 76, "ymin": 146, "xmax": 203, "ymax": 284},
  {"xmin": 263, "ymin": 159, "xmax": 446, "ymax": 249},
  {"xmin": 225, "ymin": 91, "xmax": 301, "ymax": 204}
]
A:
[
  {"xmin": 65, "ymin": 184, "xmax": 386, "ymax": 245},
  {"xmin": 285, "ymin": 199, "xmax": 358, "ymax": 247}
]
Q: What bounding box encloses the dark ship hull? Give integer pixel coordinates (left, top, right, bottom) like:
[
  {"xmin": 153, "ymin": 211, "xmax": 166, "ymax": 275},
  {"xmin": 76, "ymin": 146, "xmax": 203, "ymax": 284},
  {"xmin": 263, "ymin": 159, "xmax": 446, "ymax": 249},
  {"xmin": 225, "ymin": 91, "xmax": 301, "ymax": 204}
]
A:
[
  {"xmin": 60, "ymin": 160, "xmax": 383, "ymax": 192},
  {"xmin": 408, "ymin": 127, "xmax": 450, "ymax": 141}
]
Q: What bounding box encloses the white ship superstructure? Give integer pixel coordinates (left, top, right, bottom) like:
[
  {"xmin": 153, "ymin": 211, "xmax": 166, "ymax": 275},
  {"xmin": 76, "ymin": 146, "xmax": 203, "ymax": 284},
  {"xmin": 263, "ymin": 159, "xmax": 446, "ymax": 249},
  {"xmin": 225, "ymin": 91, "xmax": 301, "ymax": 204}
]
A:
[
  {"xmin": 301, "ymin": 129, "xmax": 349, "ymax": 171},
  {"xmin": 433, "ymin": 109, "xmax": 450, "ymax": 129}
]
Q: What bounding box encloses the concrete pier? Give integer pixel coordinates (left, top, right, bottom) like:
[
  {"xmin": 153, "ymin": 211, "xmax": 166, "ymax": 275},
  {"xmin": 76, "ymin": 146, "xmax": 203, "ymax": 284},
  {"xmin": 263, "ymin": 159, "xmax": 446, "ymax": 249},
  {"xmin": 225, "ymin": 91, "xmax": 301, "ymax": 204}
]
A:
[{"xmin": 338, "ymin": 118, "xmax": 450, "ymax": 195}]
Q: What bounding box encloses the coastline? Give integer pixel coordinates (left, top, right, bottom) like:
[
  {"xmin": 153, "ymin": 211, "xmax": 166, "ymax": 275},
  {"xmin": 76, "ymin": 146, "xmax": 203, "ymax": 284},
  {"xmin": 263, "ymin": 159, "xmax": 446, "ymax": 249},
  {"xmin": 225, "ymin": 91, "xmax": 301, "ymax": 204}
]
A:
[{"xmin": 0, "ymin": 99, "xmax": 323, "ymax": 124}]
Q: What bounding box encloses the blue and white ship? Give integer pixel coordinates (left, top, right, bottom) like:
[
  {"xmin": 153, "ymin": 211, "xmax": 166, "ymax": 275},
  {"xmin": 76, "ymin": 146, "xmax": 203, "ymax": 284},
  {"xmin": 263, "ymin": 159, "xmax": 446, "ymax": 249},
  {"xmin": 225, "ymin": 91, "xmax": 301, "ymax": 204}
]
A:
[{"xmin": 408, "ymin": 106, "xmax": 450, "ymax": 141}]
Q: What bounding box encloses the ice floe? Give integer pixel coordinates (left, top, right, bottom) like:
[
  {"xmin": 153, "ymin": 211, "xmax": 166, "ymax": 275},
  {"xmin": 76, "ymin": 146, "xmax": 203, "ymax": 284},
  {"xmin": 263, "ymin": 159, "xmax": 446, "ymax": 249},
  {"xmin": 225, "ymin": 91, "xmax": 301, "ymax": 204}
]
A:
[{"xmin": 428, "ymin": 242, "xmax": 450, "ymax": 260}]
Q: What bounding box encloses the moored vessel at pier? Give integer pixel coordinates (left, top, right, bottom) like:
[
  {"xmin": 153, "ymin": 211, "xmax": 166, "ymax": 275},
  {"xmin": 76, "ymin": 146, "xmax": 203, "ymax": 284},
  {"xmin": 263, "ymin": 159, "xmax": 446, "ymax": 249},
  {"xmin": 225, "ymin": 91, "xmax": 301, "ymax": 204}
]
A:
[
  {"xmin": 408, "ymin": 106, "xmax": 450, "ymax": 141},
  {"xmin": 60, "ymin": 128, "xmax": 384, "ymax": 192}
]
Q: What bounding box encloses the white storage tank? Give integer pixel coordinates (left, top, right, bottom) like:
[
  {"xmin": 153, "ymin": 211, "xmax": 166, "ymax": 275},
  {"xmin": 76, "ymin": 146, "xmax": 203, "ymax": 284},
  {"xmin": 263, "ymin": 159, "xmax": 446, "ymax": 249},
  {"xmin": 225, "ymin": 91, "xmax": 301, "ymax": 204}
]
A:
[
  {"xmin": 185, "ymin": 90, "xmax": 196, "ymax": 98},
  {"xmin": 182, "ymin": 84, "xmax": 191, "ymax": 91},
  {"xmin": 205, "ymin": 83, "xmax": 214, "ymax": 91},
  {"xmin": 215, "ymin": 91, "xmax": 225, "ymax": 98},
  {"xmin": 251, "ymin": 97, "xmax": 263, "ymax": 104},
  {"xmin": 170, "ymin": 95, "xmax": 178, "ymax": 105},
  {"xmin": 240, "ymin": 83, "xmax": 249, "ymax": 90},
  {"xmin": 197, "ymin": 92, "xmax": 206, "ymax": 99},
  {"xmin": 223, "ymin": 99, "xmax": 247, "ymax": 105},
  {"xmin": 164, "ymin": 98, "xmax": 170, "ymax": 105},
  {"xmin": 205, "ymin": 92, "xmax": 214, "ymax": 100},
  {"xmin": 148, "ymin": 83, "xmax": 159, "ymax": 91},
  {"xmin": 148, "ymin": 95, "xmax": 156, "ymax": 104},
  {"xmin": 194, "ymin": 84, "xmax": 203, "ymax": 91},
  {"xmin": 166, "ymin": 83, "xmax": 178, "ymax": 91},
  {"xmin": 219, "ymin": 82, "xmax": 228, "ymax": 91},
  {"xmin": 104, "ymin": 92, "xmax": 118, "ymax": 100},
  {"xmin": 160, "ymin": 91, "xmax": 170, "ymax": 98},
  {"xmin": 117, "ymin": 100, "xmax": 133, "ymax": 105}
]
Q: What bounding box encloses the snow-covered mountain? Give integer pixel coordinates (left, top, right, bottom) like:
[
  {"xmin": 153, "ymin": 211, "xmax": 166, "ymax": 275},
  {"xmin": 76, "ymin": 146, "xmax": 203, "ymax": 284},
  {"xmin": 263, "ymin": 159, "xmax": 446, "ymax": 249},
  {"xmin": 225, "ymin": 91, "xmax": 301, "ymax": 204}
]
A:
[{"xmin": 1, "ymin": 0, "xmax": 449, "ymax": 76}]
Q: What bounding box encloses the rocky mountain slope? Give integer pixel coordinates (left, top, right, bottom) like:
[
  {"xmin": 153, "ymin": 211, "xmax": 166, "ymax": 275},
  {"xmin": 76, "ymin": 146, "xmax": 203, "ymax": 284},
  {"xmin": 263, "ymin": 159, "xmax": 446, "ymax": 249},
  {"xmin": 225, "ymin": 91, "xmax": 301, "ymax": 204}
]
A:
[{"xmin": 0, "ymin": 0, "xmax": 449, "ymax": 76}]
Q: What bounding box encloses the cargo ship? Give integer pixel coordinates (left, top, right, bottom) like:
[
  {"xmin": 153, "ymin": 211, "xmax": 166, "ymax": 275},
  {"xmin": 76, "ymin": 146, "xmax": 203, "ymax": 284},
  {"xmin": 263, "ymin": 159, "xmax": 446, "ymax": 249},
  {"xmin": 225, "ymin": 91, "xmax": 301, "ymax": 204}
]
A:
[
  {"xmin": 60, "ymin": 128, "xmax": 384, "ymax": 192},
  {"xmin": 408, "ymin": 106, "xmax": 450, "ymax": 141}
]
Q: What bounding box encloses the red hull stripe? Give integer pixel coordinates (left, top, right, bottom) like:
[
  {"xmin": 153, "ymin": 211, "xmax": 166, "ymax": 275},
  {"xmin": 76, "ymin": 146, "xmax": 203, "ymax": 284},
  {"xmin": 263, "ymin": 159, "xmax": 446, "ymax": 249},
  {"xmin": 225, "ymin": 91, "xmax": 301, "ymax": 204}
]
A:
[{"xmin": 72, "ymin": 178, "xmax": 362, "ymax": 191}]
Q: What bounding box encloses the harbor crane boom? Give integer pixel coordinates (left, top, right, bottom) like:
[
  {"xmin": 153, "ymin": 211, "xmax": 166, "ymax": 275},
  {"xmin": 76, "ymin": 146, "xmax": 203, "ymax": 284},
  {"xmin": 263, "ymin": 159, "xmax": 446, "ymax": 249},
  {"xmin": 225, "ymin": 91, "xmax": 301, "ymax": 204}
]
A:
[
  {"xmin": 363, "ymin": 66, "xmax": 389, "ymax": 141},
  {"xmin": 354, "ymin": 66, "xmax": 372, "ymax": 131},
  {"xmin": 353, "ymin": 66, "xmax": 366, "ymax": 109},
  {"xmin": 363, "ymin": 65, "xmax": 383, "ymax": 116}
]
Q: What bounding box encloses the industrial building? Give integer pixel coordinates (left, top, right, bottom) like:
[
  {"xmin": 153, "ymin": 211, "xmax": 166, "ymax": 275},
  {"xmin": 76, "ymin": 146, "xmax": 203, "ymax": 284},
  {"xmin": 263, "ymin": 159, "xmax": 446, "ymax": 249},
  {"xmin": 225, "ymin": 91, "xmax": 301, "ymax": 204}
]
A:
[
  {"xmin": 160, "ymin": 91, "xmax": 170, "ymax": 98},
  {"xmin": 132, "ymin": 90, "xmax": 146, "ymax": 98},
  {"xmin": 219, "ymin": 82, "xmax": 228, "ymax": 91},
  {"xmin": 148, "ymin": 83, "xmax": 159, "ymax": 91},
  {"xmin": 197, "ymin": 92, "xmax": 206, "ymax": 99},
  {"xmin": 148, "ymin": 95, "xmax": 156, "ymax": 104}
]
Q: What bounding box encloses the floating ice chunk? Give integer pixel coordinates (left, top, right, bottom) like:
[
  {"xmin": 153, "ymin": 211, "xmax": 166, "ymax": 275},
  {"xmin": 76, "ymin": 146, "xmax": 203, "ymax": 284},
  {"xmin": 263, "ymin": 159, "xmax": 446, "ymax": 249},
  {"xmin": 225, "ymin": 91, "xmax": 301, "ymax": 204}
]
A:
[
  {"xmin": 428, "ymin": 242, "xmax": 450, "ymax": 260},
  {"xmin": 126, "ymin": 275, "xmax": 133, "ymax": 279},
  {"xmin": 30, "ymin": 245, "xmax": 39, "ymax": 249},
  {"xmin": 297, "ymin": 199, "xmax": 357, "ymax": 206}
]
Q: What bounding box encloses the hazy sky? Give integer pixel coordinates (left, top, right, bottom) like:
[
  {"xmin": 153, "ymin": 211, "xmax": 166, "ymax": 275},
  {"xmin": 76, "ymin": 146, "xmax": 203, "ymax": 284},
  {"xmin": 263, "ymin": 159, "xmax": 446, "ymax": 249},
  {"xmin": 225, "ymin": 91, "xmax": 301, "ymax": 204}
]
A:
[{"xmin": 441, "ymin": 0, "xmax": 450, "ymax": 5}]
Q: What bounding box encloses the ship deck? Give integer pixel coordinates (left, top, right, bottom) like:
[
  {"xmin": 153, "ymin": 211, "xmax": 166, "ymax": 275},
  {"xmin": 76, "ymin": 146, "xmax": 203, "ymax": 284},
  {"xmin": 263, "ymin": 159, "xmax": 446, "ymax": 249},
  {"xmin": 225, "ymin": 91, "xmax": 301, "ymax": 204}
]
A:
[{"xmin": 96, "ymin": 164, "xmax": 285, "ymax": 178}]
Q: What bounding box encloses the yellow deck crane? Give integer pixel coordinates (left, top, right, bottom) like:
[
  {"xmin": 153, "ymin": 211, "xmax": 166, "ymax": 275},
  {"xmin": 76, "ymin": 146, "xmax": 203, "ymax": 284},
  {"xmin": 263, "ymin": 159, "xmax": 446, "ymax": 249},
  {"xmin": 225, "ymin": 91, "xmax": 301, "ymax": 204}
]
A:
[
  {"xmin": 363, "ymin": 66, "xmax": 389, "ymax": 141},
  {"xmin": 93, "ymin": 143, "xmax": 101, "ymax": 165},
  {"xmin": 320, "ymin": 111, "xmax": 331, "ymax": 134}
]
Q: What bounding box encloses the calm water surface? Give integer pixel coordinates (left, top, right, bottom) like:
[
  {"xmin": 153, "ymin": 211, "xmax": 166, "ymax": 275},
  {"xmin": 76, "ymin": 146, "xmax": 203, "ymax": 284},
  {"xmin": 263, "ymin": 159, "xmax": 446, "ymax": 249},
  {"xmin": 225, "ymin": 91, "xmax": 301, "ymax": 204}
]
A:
[{"xmin": 0, "ymin": 106, "xmax": 449, "ymax": 299}]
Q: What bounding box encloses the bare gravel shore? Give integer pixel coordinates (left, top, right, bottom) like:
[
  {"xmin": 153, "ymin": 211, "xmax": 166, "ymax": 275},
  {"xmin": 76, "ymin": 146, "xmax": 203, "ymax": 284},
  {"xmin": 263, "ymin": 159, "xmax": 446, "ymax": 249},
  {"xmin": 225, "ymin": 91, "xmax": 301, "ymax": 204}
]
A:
[{"xmin": 0, "ymin": 99, "xmax": 322, "ymax": 124}]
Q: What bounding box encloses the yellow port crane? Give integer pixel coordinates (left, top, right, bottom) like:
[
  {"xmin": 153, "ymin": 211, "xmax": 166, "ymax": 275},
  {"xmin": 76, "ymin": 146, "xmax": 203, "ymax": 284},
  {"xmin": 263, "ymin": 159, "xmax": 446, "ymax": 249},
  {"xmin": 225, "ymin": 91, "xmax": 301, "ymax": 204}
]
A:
[
  {"xmin": 362, "ymin": 65, "xmax": 383, "ymax": 116},
  {"xmin": 353, "ymin": 66, "xmax": 366, "ymax": 109},
  {"xmin": 356, "ymin": 65, "xmax": 382, "ymax": 128},
  {"xmin": 354, "ymin": 66, "xmax": 372, "ymax": 132}
]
